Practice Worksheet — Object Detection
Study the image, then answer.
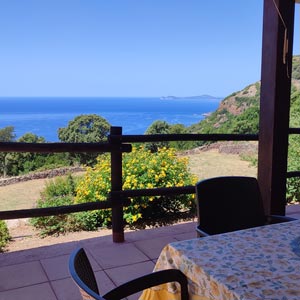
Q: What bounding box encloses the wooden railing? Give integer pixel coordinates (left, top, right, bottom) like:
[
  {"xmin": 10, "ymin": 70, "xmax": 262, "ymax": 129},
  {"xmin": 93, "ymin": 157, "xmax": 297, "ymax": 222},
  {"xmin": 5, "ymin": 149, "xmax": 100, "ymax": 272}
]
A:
[
  {"xmin": 287, "ymin": 128, "xmax": 300, "ymax": 179},
  {"xmin": 0, "ymin": 126, "xmax": 258, "ymax": 242}
]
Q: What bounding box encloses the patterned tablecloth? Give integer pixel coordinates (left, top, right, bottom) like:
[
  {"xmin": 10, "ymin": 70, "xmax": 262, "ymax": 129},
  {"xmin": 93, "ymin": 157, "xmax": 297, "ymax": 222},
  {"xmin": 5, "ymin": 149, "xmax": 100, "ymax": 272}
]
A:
[{"xmin": 140, "ymin": 219, "xmax": 300, "ymax": 300}]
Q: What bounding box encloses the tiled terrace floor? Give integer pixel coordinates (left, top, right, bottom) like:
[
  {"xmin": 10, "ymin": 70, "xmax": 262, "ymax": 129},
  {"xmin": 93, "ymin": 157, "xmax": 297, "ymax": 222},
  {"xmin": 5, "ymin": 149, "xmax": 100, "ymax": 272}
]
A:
[
  {"xmin": 1, "ymin": 204, "xmax": 300, "ymax": 300},
  {"xmin": 0, "ymin": 220, "xmax": 197, "ymax": 300}
]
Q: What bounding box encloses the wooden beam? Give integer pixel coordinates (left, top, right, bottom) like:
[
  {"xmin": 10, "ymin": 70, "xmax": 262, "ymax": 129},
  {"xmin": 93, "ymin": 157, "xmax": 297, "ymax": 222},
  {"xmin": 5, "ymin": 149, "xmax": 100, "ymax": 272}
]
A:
[
  {"xmin": 258, "ymin": 0, "xmax": 295, "ymax": 215},
  {"xmin": 110, "ymin": 126, "xmax": 125, "ymax": 243}
]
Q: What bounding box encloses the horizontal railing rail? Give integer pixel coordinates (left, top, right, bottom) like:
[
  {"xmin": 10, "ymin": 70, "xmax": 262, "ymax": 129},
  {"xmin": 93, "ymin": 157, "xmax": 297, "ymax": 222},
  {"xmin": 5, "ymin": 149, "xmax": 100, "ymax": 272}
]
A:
[
  {"xmin": 287, "ymin": 171, "xmax": 300, "ymax": 178},
  {"xmin": 289, "ymin": 128, "xmax": 300, "ymax": 134},
  {"xmin": 0, "ymin": 198, "xmax": 130, "ymax": 220},
  {"xmin": 109, "ymin": 133, "xmax": 259, "ymax": 143},
  {"xmin": 0, "ymin": 141, "xmax": 132, "ymax": 153},
  {"xmin": 0, "ymin": 126, "xmax": 259, "ymax": 242},
  {"xmin": 287, "ymin": 128, "xmax": 300, "ymax": 178},
  {"xmin": 110, "ymin": 186, "xmax": 196, "ymax": 198},
  {"xmin": 0, "ymin": 186, "xmax": 196, "ymax": 220}
]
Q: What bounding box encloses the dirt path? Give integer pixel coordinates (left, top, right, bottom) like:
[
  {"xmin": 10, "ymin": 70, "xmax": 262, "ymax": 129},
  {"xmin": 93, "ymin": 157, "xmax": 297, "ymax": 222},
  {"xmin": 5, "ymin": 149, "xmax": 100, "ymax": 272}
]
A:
[{"xmin": 6, "ymin": 219, "xmax": 113, "ymax": 252}]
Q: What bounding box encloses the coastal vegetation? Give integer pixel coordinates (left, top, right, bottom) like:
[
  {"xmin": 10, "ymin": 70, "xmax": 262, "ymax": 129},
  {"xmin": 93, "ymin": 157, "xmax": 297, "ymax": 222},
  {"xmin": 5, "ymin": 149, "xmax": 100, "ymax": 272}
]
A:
[
  {"xmin": 58, "ymin": 114, "xmax": 111, "ymax": 165},
  {"xmin": 31, "ymin": 146, "xmax": 197, "ymax": 236},
  {"xmin": 0, "ymin": 55, "xmax": 299, "ymax": 240},
  {"xmin": 0, "ymin": 114, "xmax": 111, "ymax": 177},
  {"xmin": 150, "ymin": 56, "xmax": 299, "ymax": 203}
]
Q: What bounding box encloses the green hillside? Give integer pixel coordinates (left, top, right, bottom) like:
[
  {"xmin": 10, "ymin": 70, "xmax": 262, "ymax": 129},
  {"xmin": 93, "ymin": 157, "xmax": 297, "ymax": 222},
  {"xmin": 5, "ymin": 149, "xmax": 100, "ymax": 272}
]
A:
[
  {"xmin": 188, "ymin": 55, "xmax": 300, "ymax": 136},
  {"xmin": 187, "ymin": 55, "xmax": 300, "ymax": 202}
]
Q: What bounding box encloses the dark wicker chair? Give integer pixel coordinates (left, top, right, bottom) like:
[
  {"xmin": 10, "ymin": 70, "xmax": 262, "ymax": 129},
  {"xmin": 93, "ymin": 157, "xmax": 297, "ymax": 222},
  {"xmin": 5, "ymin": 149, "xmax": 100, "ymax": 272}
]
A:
[
  {"xmin": 196, "ymin": 176, "xmax": 295, "ymax": 236},
  {"xmin": 69, "ymin": 247, "xmax": 189, "ymax": 300}
]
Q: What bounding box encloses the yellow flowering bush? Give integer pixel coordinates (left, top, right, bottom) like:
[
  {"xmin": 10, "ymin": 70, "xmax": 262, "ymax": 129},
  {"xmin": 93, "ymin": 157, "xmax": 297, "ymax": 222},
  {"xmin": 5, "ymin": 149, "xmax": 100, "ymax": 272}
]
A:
[{"xmin": 76, "ymin": 146, "xmax": 197, "ymax": 226}]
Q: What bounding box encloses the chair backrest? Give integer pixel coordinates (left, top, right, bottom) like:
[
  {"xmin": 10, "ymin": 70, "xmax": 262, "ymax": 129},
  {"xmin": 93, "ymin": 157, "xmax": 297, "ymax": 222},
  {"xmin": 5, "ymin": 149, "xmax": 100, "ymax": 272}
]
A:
[
  {"xmin": 196, "ymin": 176, "xmax": 266, "ymax": 235},
  {"xmin": 69, "ymin": 248, "xmax": 103, "ymax": 300},
  {"xmin": 69, "ymin": 247, "xmax": 189, "ymax": 300}
]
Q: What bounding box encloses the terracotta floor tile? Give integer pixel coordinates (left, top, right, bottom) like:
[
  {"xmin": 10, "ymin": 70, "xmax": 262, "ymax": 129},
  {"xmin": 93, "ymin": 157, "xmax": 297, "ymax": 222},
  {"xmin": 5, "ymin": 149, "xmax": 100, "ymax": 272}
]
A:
[
  {"xmin": 0, "ymin": 241, "xmax": 81, "ymax": 267},
  {"xmin": 51, "ymin": 277, "xmax": 84, "ymax": 300},
  {"xmin": 87, "ymin": 243, "xmax": 149, "ymax": 269},
  {"xmin": 51, "ymin": 270, "xmax": 116, "ymax": 300},
  {"xmin": 0, "ymin": 261, "xmax": 47, "ymax": 291},
  {"xmin": 134, "ymin": 235, "xmax": 177, "ymax": 260},
  {"xmin": 174, "ymin": 231, "xmax": 197, "ymax": 241},
  {"xmin": 41, "ymin": 255, "xmax": 70, "ymax": 281},
  {"xmin": 105, "ymin": 261, "xmax": 155, "ymax": 300},
  {"xmin": 0, "ymin": 283, "xmax": 57, "ymax": 300},
  {"xmin": 94, "ymin": 270, "xmax": 117, "ymax": 295},
  {"xmin": 41, "ymin": 251, "xmax": 101, "ymax": 281}
]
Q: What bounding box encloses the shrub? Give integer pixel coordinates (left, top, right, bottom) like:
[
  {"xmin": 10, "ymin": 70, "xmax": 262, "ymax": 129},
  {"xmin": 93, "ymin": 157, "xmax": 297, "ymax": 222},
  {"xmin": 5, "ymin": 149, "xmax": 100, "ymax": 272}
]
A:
[
  {"xmin": 31, "ymin": 147, "xmax": 197, "ymax": 235},
  {"xmin": 42, "ymin": 174, "xmax": 78, "ymax": 198},
  {"xmin": 30, "ymin": 195, "xmax": 81, "ymax": 236},
  {"xmin": 74, "ymin": 210, "xmax": 103, "ymax": 231},
  {"xmin": 286, "ymin": 177, "xmax": 300, "ymax": 203},
  {"xmin": 30, "ymin": 174, "xmax": 84, "ymax": 236},
  {"xmin": 0, "ymin": 220, "xmax": 10, "ymax": 252},
  {"xmin": 76, "ymin": 146, "xmax": 197, "ymax": 226},
  {"xmin": 287, "ymin": 134, "xmax": 300, "ymax": 203}
]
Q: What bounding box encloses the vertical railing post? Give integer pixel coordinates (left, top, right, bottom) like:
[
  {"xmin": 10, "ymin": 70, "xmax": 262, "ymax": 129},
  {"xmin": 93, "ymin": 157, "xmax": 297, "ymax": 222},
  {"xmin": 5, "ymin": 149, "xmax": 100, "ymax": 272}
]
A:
[
  {"xmin": 110, "ymin": 126, "xmax": 124, "ymax": 242},
  {"xmin": 258, "ymin": 0, "xmax": 295, "ymax": 215}
]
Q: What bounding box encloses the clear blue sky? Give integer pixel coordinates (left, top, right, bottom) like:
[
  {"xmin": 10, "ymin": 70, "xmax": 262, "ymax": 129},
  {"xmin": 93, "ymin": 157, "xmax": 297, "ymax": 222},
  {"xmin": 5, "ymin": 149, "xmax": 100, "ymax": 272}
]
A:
[{"xmin": 0, "ymin": 1, "xmax": 299, "ymax": 98}]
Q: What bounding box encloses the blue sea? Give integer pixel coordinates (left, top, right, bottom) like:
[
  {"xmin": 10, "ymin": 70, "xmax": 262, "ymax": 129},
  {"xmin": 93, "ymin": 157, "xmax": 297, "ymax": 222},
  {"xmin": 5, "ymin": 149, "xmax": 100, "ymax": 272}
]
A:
[{"xmin": 0, "ymin": 97, "xmax": 222, "ymax": 142}]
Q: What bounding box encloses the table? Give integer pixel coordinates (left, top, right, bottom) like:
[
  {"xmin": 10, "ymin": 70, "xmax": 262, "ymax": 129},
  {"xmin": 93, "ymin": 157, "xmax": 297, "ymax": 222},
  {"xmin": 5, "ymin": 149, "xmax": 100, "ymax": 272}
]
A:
[{"xmin": 140, "ymin": 219, "xmax": 300, "ymax": 300}]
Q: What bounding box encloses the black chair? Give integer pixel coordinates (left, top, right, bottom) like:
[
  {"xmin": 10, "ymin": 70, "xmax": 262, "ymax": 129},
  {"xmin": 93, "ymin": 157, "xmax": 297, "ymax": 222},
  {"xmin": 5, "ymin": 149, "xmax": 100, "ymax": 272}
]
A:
[
  {"xmin": 69, "ymin": 247, "xmax": 189, "ymax": 300},
  {"xmin": 195, "ymin": 176, "xmax": 295, "ymax": 236}
]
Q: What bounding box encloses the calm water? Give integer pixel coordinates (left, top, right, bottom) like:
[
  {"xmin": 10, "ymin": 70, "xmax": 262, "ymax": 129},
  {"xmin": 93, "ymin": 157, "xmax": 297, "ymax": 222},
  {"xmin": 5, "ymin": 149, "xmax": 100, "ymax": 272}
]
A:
[{"xmin": 0, "ymin": 97, "xmax": 221, "ymax": 141}]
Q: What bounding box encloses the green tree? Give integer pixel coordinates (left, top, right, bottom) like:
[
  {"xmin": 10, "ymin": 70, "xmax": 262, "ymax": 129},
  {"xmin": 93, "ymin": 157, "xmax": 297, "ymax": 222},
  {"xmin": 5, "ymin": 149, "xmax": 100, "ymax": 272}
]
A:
[
  {"xmin": 0, "ymin": 126, "xmax": 15, "ymax": 142},
  {"xmin": 169, "ymin": 123, "xmax": 196, "ymax": 150},
  {"xmin": 8, "ymin": 133, "xmax": 45, "ymax": 175},
  {"xmin": 230, "ymin": 106, "xmax": 259, "ymax": 134},
  {"xmin": 0, "ymin": 126, "xmax": 16, "ymax": 176},
  {"xmin": 58, "ymin": 114, "xmax": 111, "ymax": 166},
  {"xmin": 8, "ymin": 133, "xmax": 70, "ymax": 175},
  {"xmin": 145, "ymin": 120, "xmax": 170, "ymax": 152}
]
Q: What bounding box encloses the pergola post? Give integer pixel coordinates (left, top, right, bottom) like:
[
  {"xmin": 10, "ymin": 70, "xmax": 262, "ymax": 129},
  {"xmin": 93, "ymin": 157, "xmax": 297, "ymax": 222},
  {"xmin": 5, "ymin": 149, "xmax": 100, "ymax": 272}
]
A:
[
  {"xmin": 110, "ymin": 126, "xmax": 125, "ymax": 242},
  {"xmin": 258, "ymin": 0, "xmax": 295, "ymax": 215}
]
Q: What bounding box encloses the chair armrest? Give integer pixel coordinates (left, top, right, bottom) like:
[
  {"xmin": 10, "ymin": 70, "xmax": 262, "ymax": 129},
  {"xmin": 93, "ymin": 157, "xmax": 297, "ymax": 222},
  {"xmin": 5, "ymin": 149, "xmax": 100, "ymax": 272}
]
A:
[
  {"xmin": 268, "ymin": 214, "xmax": 297, "ymax": 224},
  {"xmin": 196, "ymin": 225, "xmax": 210, "ymax": 237},
  {"xmin": 103, "ymin": 269, "xmax": 189, "ymax": 300}
]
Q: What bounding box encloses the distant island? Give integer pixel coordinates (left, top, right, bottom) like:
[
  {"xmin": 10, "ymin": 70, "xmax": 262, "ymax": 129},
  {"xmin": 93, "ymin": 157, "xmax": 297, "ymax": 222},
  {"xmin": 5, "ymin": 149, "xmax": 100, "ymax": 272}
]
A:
[{"xmin": 160, "ymin": 95, "xmax": 222, "ymax": 100}]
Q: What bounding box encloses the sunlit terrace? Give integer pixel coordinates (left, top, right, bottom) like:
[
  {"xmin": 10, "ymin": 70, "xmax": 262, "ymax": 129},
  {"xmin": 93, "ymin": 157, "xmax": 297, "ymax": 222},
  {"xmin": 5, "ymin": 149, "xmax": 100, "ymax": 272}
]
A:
[
  {"xmin": 0, "ymin": 221, "xmax": 196, "ymax": 300},
  {"xmin": 0, "ymin": 0, "xmax": 300, "ymax": 299},
  {"xmin": 0, "ymin": 204, "xmax": 300, "ymax": 300}
]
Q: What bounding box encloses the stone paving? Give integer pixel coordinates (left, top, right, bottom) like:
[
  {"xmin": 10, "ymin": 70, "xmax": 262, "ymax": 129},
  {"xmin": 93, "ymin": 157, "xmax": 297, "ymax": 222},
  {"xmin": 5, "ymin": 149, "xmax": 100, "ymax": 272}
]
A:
[
  {"xmin": 1, "ymin": 204, "xmax": 300, "ymax": 300},
  {"xmin": 0, "ymin": 221, "xmax": 197, "ymax": 300}
]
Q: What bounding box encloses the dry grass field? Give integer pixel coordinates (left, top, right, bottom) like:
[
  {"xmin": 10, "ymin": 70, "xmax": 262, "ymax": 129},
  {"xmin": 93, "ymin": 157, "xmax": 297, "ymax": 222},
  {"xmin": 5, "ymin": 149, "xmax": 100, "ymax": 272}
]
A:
[
  {"xmin": 0, "ymin": 149, "xmax": 257, "ymax": 212},
  {"xmin": 186, "ymin": 149, "xmax": 257, "ymax": 180},
  {"xmin": 0, "ymin": 178, "xmax": 47, "ymax": 211}
]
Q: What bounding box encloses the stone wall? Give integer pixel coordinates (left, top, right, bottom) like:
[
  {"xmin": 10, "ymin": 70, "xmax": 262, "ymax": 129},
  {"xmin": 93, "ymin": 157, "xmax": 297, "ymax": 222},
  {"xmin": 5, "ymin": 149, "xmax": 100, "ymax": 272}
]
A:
[
  {"xmin": 0, "ymin": 167, "xmax": 85, "ymax": 187},
  {"xmin": 180, "ymin": 141, "xmax": 258, "ymax": 156}
]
